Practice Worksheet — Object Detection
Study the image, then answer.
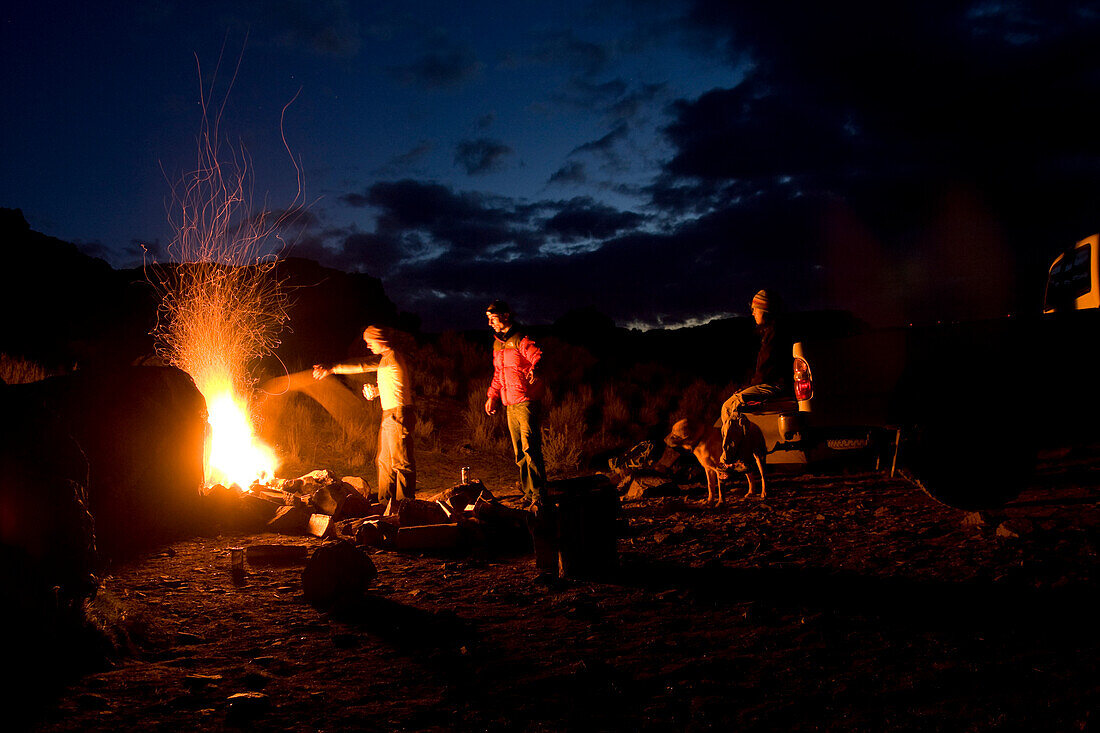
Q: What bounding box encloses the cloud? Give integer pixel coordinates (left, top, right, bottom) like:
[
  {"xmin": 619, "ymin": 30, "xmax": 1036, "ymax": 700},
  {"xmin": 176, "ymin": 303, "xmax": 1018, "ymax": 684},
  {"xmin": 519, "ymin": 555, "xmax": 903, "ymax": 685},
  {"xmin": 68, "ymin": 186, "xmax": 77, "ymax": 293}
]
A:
[
  {"xmin": 550, "ymin": 77, "xmax": 630, "ymax": 112},
  {"xmin": 314, "ymin": 178, "xmax": 815, "ymax": 330},
  {"xmin": 372, "ymin": 141, "xmax": 435, "ymax": 177},
  {"xmin": 389, "ymin": 32, "xmax": 484, "ymax": 90},
  {"xmin": 549, "ymin": 161, "xmax": 588, "ymax": 186},
  {"xmin": 454, "ymin": 138, "xmax": 514, "ymax": 175},
  {"xmin": 570, "ymin": 122, "xmax": 630, "ymax": 157},
  {"xmin": 543, "ymin": 197, "xmax": 646, "ymax": 242},
  {"xmin": 660, "ymin": 80, "xmax": 858, "ymax": 183}
]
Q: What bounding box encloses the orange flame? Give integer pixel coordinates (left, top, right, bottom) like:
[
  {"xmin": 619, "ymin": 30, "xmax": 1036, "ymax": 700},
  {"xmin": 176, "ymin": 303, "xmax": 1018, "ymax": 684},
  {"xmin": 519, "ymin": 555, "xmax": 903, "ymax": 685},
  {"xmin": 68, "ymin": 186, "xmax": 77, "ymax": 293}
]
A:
[
  {"xmin": 147, "ymin": 50, "xmax": 303, "ymax": 489},
  {"xmin": 204, "ymin": 385, "xmax": 277, "ymax": 488}
]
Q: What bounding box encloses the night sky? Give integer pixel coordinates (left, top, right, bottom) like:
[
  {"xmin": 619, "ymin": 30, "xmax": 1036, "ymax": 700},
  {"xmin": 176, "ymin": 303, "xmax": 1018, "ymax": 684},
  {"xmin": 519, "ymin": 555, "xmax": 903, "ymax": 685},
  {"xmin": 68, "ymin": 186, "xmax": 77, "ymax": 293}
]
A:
[{"xmin": 3, "ymin": 1, "xmax": 1099, "ymax": 331}]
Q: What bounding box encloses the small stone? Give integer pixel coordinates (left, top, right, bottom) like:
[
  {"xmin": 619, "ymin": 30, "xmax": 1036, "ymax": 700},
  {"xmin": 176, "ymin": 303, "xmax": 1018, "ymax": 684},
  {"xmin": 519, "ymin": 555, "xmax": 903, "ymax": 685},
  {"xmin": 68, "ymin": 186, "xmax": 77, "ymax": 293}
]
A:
[
  {"xmin": 997, "ymin": 518, "xmax": 1034, "ymax": 539},
  {"xmin": 226, "ymin": 692, "xmax": 270, "ymax": 723},
  {"xmin": 962, "ymin": 511, "xmax": 987, "ymax": 528},
  {"xmin": 182, "ymin": 674, "xmax": 223, "ymax": 690}
]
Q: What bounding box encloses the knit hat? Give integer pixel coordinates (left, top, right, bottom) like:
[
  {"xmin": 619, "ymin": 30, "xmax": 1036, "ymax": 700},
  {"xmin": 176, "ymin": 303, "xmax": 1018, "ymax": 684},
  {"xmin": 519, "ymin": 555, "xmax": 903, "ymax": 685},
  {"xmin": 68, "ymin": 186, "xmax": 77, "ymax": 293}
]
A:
[
  {"xmin": 750, "ymin": 289, "xmax": 772, "ymax": 312},
  {"xmin": 362, "ymin": 325, "xmax": 389, "ymax": 345},
  {"xmin": 486, "ymin": 300, "xmax": 512, "ymax": 316}
]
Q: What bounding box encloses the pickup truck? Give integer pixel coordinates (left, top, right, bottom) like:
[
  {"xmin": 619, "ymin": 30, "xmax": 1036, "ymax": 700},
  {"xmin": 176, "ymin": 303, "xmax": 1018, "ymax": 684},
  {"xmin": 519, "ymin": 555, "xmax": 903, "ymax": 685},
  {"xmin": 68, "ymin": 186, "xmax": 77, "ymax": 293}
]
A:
[{"xmin": 744, "ymin": 233, "xmax": 1100, "ymax": 509}]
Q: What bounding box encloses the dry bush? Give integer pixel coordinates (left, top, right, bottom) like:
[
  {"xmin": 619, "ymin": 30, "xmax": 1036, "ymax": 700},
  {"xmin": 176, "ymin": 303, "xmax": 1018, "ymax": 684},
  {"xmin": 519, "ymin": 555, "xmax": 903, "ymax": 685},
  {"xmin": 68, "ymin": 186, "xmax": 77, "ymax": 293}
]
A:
[
  {"xmin": 543, "ymin": 425, "xmax": 583, "ymax": 474},
  {"xmin": 268, "ymin": 392, "xmax": 375, "ymax": 477},
  {"xmin": 436, "ymin": 330, "xmax": 487, "ymax": 387},
  {"xmin": 0, "ymin": 354, "xmax": 49, "ymax": 384},
  {"xmin": 599, "ymin": 384, "xmax": 632, "ymax": 435},
  {"xmin": 413, "ymin": 414, "xmax": 437, "ymax": 452},
  {"xmin": 537, "ymin": 336, "xmax": 596, "ymax": 395},
  {"xmin": 542, "ymin": 388, "xmax": 590, "ymax": 474},
  {"xmin": 412, "ymin": 331, "xmax": 487, "ymax": 399},
  {"xmin": 465, "ymin": 387, "xmax": 504, "ymax": 450},
  {"xmin": 673, "ymin": 378, "xmax": 727, "ymax": 425}
]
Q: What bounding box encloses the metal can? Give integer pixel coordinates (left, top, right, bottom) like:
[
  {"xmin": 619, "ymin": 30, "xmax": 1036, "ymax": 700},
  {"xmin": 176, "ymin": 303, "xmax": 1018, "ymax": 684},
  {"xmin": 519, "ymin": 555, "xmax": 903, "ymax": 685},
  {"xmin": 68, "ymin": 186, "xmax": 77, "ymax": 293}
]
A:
[
  {"xmin": 461, "ymin": 466, "xmax": 470, "ymax": 484},
  {"xmin": 230, "ymin": 547, "xmax": 246, "ymax": 585}
]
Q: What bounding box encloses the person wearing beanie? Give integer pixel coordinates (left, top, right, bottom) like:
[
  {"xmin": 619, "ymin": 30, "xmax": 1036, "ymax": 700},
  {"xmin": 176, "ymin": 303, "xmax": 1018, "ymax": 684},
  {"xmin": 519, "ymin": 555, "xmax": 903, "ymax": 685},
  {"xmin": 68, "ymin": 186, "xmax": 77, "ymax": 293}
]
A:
[
  {"xmin": 484, "ymin": 300, "xmax": 547, "ymax": 513},
  {"xmin": 719, "ymin": 289, "xmax": 791, "ymax": 467},
  {"xmin": 313, "ymin": 325, "xmax": 417, "ymax": 501}
]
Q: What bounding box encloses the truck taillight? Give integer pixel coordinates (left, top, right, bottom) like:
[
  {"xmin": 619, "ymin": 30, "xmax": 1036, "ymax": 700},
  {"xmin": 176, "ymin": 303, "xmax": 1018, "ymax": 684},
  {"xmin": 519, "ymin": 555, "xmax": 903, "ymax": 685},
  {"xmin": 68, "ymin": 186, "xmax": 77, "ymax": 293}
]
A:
[{"xmin": 793, "ymin": 357, "xmax": 812, "ymax": 401}]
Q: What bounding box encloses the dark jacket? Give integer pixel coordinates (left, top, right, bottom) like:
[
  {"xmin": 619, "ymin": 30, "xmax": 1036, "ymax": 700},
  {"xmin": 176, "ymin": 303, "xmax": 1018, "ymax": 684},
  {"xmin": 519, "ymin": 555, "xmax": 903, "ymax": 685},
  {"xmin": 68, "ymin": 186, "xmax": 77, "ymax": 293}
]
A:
[{"xmin": 750, "ymin": 318, "xmax": 790, "ymax": 391}]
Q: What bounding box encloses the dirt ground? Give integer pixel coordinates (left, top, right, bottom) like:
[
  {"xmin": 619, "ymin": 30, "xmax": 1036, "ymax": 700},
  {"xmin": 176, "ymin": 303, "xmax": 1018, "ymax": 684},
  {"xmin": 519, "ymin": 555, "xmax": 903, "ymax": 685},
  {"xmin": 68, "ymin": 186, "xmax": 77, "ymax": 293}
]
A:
[{"xmin": 29, "ymin": 447, "xmax": 1100, "ymax": 732}]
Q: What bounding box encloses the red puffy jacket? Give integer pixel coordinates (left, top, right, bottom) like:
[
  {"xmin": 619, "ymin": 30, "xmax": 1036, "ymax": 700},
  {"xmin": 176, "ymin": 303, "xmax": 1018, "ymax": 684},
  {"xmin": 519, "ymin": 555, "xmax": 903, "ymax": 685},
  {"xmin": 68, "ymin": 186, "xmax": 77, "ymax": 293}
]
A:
[{"xmin": 487, "ymin": 329, "xmax": 544, "ymax": 406}]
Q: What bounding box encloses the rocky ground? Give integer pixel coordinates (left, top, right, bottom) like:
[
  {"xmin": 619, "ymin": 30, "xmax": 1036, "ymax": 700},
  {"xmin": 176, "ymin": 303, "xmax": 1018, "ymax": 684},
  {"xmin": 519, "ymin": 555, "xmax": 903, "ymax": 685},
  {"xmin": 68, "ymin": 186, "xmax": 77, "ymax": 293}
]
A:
[{"xmin": 27, "ymin": 449, "xmax": 1100, "ymax": 732}]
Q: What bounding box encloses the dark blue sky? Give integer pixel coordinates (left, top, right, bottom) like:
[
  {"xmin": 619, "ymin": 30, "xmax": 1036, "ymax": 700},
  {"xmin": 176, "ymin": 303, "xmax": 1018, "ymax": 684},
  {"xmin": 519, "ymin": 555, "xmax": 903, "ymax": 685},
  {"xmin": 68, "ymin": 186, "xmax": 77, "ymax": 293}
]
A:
[{"xmin": 3, "ymin": 1, "xmax": 1099, "ymax": 330}]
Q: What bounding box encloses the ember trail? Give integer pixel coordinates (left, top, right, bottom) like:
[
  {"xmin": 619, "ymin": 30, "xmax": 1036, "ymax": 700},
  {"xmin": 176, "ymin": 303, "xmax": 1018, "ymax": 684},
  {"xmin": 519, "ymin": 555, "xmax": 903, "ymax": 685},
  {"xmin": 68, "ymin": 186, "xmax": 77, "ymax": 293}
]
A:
[{"xmin": 150, "ymin": 61, "xmax": 298, "ymax": 488}]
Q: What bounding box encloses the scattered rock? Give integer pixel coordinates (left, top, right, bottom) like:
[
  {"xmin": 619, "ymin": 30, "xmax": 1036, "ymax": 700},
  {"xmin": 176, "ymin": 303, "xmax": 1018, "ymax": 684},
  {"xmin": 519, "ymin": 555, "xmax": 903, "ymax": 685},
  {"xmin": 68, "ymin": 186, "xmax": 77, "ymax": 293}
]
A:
[
  {"xmin": 182, "ymin": 674, "xmax": 223, "ymax": 691},
  {"xmin": 996, "ymin": 518, "xmax": 1035, "ymax": 539},
  {"xmin": 961, "ymin": 511, "xmax": 988, "ymax": 528},
  {"xmin": 301, "ymin": 541, "xmax": 378, "ymax": 608},
  {"xmin": 226, "ymin": 692, "xmax": 270, "ymax": 723}
]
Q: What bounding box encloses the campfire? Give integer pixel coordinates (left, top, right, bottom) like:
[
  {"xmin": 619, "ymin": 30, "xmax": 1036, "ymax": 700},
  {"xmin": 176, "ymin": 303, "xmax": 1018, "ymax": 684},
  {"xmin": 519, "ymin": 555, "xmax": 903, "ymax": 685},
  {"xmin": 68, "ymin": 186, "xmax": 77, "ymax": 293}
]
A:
[{"xmin": 148, "ymin": 70, "xmax": 297, "ymax": 491}]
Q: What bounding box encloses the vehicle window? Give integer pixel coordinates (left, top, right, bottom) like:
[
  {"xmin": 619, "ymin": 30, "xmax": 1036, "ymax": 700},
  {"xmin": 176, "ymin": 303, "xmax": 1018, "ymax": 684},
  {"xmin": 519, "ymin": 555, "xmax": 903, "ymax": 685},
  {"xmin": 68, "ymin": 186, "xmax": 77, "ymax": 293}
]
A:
[{"xmin": 1045, "ymin": 242, "xmax": 1092, "ymax": 310}]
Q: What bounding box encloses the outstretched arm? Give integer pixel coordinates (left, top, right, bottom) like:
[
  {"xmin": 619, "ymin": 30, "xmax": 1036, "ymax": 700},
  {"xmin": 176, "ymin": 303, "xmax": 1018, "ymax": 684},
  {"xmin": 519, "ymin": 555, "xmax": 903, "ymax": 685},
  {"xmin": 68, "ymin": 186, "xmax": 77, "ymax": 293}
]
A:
[{"xmin": 313, "ymin": 359, "xmax": 379, "ymax": 379}]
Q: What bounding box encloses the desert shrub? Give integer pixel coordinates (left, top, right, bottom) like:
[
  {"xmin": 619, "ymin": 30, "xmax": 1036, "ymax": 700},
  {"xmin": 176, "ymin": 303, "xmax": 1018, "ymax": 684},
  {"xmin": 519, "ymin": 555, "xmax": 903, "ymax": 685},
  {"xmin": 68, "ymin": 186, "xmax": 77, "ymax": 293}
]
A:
[
  {"xmin": 541, "ymin": 388, "xmax": 591, "ymax": 474},
  {"xmin": 673, "ymin": 378, "xmax": 726, "ymax": 425},
  {"xmin": 0, "ymin": 354, "xmax": 49, "ymax": 384},
  {"xmin": 543, "ymin": 425, "xmax": 583, "ymax": 474},
  {"xmin": 437, "ymin": 330, "xmax": 488, "ymax": 387},
  {"xmin": 465, "ymin": 386, "xmax": 504, "ymax": 450},
  {"xmin": 536, "ymin": 336, "xmax": 597, "ymax": 394},
  {"xmin": 268, "ymin": 392, "xmax": 375, "ymax": 477},
  {"xmin": 413, "ymin": 414, "xmax": 437, "ymax": 452},
  {"xmin": 599, "ymin": 384, "xmax": 632, "ymax": 436}
]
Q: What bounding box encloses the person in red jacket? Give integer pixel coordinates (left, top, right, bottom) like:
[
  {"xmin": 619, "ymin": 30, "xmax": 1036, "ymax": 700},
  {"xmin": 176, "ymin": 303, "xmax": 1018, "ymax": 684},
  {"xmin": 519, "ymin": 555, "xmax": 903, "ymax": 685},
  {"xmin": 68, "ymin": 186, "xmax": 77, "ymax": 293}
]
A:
[{"xmin": 483, "ymin": 300, "xmax": 547, "ymax": 512}]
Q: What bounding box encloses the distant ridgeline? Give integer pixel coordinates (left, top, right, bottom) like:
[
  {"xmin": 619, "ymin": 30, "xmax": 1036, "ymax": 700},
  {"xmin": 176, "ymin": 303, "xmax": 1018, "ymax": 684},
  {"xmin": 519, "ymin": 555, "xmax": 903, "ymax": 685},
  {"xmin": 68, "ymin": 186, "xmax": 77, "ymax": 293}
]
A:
[
  {"xmin": 0, "ymin": 208, "xmax": 404, "ymax": 374},
  {"xmin": 0, "ymin": 207, "xmax": 861, "ymax": 382}
]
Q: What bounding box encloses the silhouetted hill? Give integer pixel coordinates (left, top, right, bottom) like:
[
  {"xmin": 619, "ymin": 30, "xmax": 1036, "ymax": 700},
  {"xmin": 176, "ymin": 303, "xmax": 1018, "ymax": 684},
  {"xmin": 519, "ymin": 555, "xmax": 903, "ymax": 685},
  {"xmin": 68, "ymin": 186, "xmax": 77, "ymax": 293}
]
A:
[
  {"xmin": 0, "ymin": 208, "xmax": 156, "ymax": 369},
  {"xmin": 1, "ymin": 209, "xmax": 864, "ymax": 385},
  {"xmin": 546, "ymin": 304, "xmax": 866, "ymax": 384}
]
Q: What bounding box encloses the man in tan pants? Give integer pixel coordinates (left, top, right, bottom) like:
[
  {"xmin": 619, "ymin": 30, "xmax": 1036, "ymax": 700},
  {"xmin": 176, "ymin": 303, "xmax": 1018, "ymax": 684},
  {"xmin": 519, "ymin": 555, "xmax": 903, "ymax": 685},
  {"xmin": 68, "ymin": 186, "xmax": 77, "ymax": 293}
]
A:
[{"xmin": 313, "ymin": 326, "xmax": 416, "ymax": 501}]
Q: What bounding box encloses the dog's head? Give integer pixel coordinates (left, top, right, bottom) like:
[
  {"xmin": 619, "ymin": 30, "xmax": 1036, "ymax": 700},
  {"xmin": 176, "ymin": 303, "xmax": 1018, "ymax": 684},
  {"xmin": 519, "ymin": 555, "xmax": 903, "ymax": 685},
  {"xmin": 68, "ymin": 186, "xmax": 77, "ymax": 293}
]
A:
[{"xmin": 665, "ymin": 418, "xmax": 705, "ymax": 450}]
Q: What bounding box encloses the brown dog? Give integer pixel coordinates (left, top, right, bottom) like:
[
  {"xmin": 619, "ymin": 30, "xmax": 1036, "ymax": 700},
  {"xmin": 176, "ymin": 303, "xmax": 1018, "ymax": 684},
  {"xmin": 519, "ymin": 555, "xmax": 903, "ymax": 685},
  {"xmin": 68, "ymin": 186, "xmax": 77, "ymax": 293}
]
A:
[
  {"xmin": 665, "ymin": 415, "xmax": 767, "ymax": 504},
  {"xmin": 720, "ymin": 413, "xmax": 768, "ymax": 499}
]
